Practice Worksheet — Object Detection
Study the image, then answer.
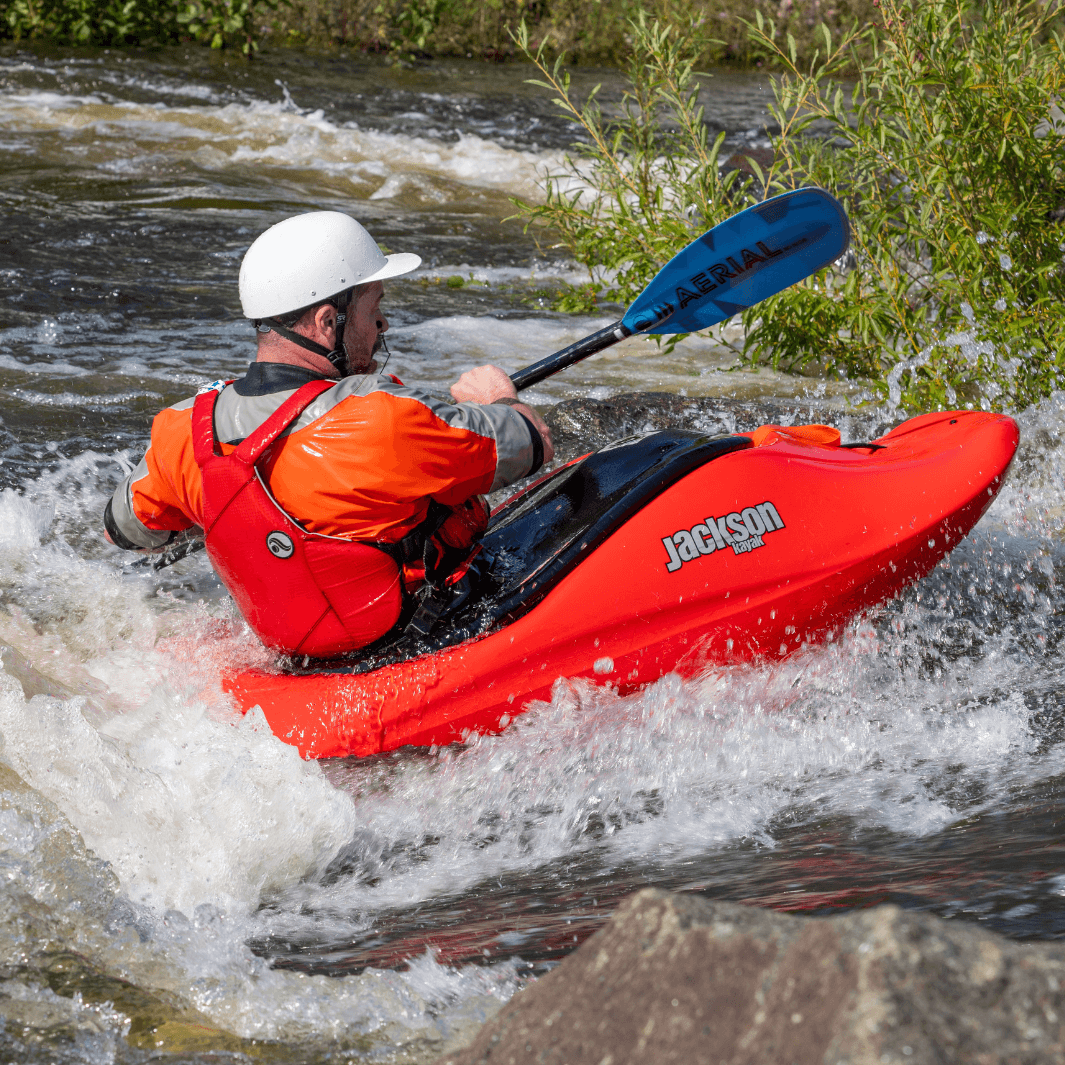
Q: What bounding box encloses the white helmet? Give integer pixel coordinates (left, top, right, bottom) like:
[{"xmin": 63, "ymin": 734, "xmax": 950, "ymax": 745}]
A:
[{"xmin": 239, "ymin": 211, "xmax": 421, "ymax": 319}]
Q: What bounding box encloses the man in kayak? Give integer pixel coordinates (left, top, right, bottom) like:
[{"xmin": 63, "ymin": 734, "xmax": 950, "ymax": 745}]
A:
[{"xmin": 103, "ymin": 210, "xmax": 553, "ymax": 658}]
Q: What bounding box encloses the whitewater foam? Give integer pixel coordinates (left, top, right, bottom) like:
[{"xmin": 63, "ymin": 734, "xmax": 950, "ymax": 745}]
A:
[{"xmin": 0, "ymin": 89, "xmax": 569, "ymax": 205}]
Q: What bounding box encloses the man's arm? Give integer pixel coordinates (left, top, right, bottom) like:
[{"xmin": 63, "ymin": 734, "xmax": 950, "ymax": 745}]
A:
[
  {"xmin": 104, "ymin": 405, "xmax": 199, "ymax": 551},
  {"xmin": 450, "ymin": 365, "xmax": 554, "ymax": 465},
  {"xmin": 105, "ymin": 460, "xmax": 182, "ymax": 551}
]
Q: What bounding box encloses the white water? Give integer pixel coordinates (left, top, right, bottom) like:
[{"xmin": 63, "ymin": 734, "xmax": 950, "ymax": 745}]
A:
[{"xmin": 0, "ymin": 476, "xmax": 524, "ymax": 1057}]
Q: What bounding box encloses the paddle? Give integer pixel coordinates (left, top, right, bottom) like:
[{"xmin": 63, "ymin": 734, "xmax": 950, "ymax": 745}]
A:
[{"xmin": 509, "ymin": 186, "xmax": 850, "ymax": 392}]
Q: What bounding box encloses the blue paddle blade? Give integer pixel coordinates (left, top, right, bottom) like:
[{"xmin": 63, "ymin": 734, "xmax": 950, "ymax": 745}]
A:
[{"xmin": 622, "ymin": 187, "xmax": 850, "ymax": 335}]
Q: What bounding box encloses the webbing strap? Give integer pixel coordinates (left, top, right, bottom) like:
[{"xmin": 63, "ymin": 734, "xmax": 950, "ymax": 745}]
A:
[
  {"xmin": 233, "ymin": 379, "xmax": 336, "ymax": 464},
  {"xmin": 192, "ymin": 385, "xmax": 226, "ymax": 469},
  {"xmin": 192, "ymin": 378, "xmax": 337, "ymax": 471}
]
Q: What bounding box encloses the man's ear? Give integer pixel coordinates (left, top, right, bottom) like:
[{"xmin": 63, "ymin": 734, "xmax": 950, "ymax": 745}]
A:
[{"xmin": 310, "ymin": 302, "xmax": 336, "ymax": 344}]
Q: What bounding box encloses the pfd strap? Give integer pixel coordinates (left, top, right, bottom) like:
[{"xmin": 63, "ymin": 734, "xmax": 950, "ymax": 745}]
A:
[
  {"xmin": 191, "ymin": 379, "xmax": 235, "ymax": 467},
  {"xmin": 233, "ymin": 379, "xmax": 336, "ymax": 465},
  {"xmin": 192, "ymin": 388, "xmax": 222, "ymax": 468}
]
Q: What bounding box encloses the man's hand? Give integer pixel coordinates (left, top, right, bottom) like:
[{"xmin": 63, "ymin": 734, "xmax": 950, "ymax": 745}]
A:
[
  {"xmin": 451, "ymin": 364, "xmax": 554, "ymax": 465},
  {"xmin": 450, "ymin": 364, "xmax": 517, "ymax": 405}
]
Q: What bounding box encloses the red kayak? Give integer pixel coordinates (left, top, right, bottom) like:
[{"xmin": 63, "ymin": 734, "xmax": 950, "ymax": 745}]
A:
[{"xmin": 222, "ymin": 410, "xmax": 1018, "ymax": 759}]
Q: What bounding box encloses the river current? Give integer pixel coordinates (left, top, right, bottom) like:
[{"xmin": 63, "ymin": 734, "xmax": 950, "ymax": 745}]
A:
[{"xmin": 0, "ymin": 41, "xmax": 1064, "ymax": 1064}]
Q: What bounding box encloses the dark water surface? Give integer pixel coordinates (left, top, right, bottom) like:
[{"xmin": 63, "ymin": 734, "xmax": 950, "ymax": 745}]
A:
[{"xmin": 1, "ymin": 41, "xmax": 1064, "ymax": 1065}]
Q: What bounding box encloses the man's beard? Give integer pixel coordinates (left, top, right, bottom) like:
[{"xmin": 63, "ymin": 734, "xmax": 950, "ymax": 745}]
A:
[{"xmin": 340, "ymin": 334, "xmax": 384, "ymax": 376}]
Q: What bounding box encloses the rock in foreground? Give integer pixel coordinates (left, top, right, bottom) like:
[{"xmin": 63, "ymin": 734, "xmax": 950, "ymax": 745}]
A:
[{"xmin": 437, "ymin": 888, "xmax": 1065, "ymax": 1065}]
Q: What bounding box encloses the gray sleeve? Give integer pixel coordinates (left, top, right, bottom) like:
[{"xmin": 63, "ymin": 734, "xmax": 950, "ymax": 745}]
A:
[
  {"xmin": 106, "ymin": 455, "xmax": 174, "ymax": 550},
  {"xmin": 454, "ymin": 401, "xmax": 538, "ymax": 491}
]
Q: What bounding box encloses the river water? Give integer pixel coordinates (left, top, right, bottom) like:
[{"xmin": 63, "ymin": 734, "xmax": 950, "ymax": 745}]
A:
[{"xmin": 0, "ymin": 40, "xmax": 1064, "ymax": 1064}]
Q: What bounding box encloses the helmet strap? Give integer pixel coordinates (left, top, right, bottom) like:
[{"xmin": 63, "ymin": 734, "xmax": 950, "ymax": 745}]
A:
[
  {"xmin": 333, "ymin": 298, "xmax": 349, "ymax": 372},
  {"xmin": 258, "ymin": 289, "xmax": 353, "ymax": 375}
]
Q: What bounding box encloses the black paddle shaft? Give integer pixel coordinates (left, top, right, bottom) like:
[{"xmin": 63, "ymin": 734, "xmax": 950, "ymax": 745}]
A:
[
  {"xmin": 509, "ymin": 300, "xmax": 678, "ymax": 392},
  {"xmin": 509, "ymin": 320, "xmax": 631, "ymax": 392}
]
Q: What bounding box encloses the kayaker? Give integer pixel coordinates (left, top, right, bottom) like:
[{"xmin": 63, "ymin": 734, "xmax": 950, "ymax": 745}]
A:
[{"xmin": 103, "ymin": 210, "xmax": 554, "ymax": 658}]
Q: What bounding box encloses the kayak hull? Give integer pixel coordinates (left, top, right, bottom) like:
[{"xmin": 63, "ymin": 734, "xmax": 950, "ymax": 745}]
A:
[{"xmin": 223, "ymin": 410, "xmax": 1019, "ymax": 758}]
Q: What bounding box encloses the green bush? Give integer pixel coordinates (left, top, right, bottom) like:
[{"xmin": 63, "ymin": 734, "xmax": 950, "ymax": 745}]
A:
[
  {"xmin": 516, "ymin": 0, "xmax": 1065, "ymax": 413},
  {"xmin": 0, "ymin": 0, "xmax": 285, "ymax": 50},
  {"xmin": 178, "ymin": 0, "xmax": 288, "ymax": 53},
  {"xmin": 511, "ymin": 13, "xmax": 759, "ymax": 329},
  {"xmin": 266, "ymin": 0, "xmax": 878, "ymax": 66},
  {"xmin": 391, "ymin": 0, "xmax": 450, "ymax": 57},
  {"xmin": 1, "ymin": 0, "xmax": 174, "ymax": 43},
  {"xmin": 0, "ymin": 0, "xmax": 881, "ymax": 65},
  {"xmin": 744, "ymin": 0, "xmax": 1065, "ymax": 411}
]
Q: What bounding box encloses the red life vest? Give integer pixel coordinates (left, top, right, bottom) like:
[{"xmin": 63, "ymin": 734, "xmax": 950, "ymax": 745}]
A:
[{"xmin": 192, "ymin": 380, "xmax": 403, "ymax": 658}]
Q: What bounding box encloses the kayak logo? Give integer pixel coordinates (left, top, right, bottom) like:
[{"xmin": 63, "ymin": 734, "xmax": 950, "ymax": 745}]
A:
[
  {"xmin": 266, "ymin": 530, "xmax": 295, "ymax": 559},
  {"xmin": 675, "ymin": 241, "xmax": 783, "ymax": 309},
  {"xmin": 662, "ymin": 501, "xmax": 785, "ymax": 572}
]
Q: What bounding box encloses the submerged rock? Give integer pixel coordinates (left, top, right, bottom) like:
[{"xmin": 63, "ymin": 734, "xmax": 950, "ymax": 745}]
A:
[
  {"xmin": 437, "ymin": 888, "xmax": 1065, "ymax": 1065},
  {"xmin": 543, "ymin": 392, "xmax": 823, "ymax": 463}
]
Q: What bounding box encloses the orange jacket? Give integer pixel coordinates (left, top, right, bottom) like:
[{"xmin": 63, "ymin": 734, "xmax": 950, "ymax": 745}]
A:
[{"xmin": 106, "ymin": 362, "xmax": 541, "ymax": 550}]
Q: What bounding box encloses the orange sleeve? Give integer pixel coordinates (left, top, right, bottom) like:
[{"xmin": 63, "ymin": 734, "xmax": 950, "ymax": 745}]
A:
[{"xmin": 129, "ymin": 405, "xmax": 205, "ymax": 532}]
